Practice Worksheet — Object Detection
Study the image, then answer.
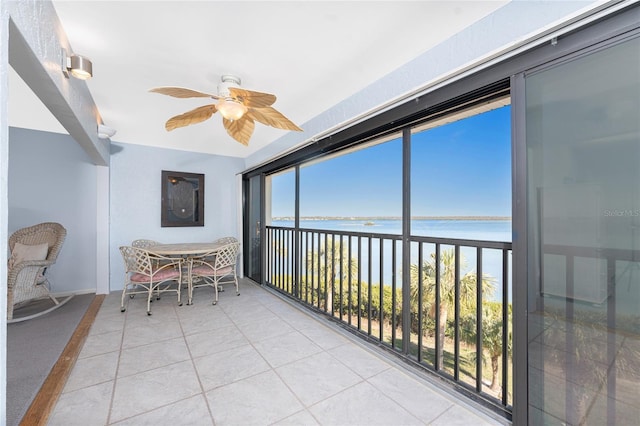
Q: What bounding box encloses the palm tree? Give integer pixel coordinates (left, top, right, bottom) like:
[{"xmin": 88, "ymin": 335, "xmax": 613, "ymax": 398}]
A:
[
  {"xmin": 270, "ymin": 236, "xmax": 289, "ymax": 287},
  {"xmin": 306, "ymin": 237, "xmax": 358, "ymax": 312},
  {"xmin": 460, "ymin": 301, "xmax": 512, "ymax": 392},
  {"xmin": 409, "ymin": 248, "xmax": 496, "ymax": 364}
]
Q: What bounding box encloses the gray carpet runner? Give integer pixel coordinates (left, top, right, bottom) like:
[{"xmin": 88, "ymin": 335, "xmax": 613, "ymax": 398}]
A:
[{"xmin": 7, "ymin": 293, "xmax": 94, "ymax": 426}]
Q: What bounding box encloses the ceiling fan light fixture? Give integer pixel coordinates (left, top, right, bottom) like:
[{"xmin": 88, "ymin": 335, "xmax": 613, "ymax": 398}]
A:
[{"xmin": 217, "ymin": 97, "xmax": 247, "ymax": 120}]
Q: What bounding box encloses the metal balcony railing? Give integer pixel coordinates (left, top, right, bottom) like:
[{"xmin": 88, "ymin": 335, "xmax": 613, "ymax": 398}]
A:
[{"xmin": 265, "ymin": 225, "xmax": 513, "ymax": 417}]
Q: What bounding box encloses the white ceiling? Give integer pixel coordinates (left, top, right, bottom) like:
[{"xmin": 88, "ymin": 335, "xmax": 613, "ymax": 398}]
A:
[{"xmin": 9, "ymin": 1, "xmax": 508, "ymax": 159}]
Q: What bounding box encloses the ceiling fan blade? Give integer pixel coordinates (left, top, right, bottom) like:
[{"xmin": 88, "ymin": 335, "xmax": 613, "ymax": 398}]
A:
[
  {"xmin": 165, "ymin": 104, "xmax": 217, "ymax": 131},
  {"xmin": 150, "ymin": 86, "xmax": 218, "ymax": 99},
  {"xmin": 228, "ymin": 87, "xmax": 276, "ymax": 108},
  {"xmin": 247, "ymin": 107, "xmax": 302, "ymax": 131},
  {"xmin": 223, "ymin": 116, "xmax": 255, "ymax": 146}
]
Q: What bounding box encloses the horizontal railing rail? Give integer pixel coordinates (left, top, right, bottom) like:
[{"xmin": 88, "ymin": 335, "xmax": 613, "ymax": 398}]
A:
[{"xmin": 265, "ymin": 224, "xmax": 514, "ymax": 416}]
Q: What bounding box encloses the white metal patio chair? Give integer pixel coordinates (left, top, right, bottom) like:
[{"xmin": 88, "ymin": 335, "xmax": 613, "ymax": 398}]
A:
[
  {"xmin": 213, "ymin": 236, "xmax": 238, "ymax": 245},
  {"xmin": 131, "ymin": 239, "xmax": 160, "ymax": 248},
  {"xmin": 119, "ymin": 246, "xmax": 183, "ymax": 315},
  {"xmin": 188, "ymin": 241, "xmax": 240, "ymax": 305}
]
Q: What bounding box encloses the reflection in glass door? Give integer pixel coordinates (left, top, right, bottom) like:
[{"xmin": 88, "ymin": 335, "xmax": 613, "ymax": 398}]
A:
[{"xmin": 525, "ymin": 35, "xmax": 640, "ymax": 424}]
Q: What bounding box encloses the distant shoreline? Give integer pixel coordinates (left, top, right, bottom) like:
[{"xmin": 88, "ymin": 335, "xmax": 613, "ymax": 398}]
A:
[{"xmin": 272, "ymin": 216, "xmax": 512, "ymax": 221}]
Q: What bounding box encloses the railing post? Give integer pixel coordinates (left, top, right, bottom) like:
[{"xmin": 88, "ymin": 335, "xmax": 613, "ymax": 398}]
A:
[
  {"xmin": 392, "ymin": 240, "xmax": 397, "ymax": 348},
  {"xmin": 331, "ymin": 234, "xmax": 336, "ymax": 317},
  {"xmin": 401, "ymin": 127, "xmax": 411, "ymax": 355},
  {"xmin": 324, "ymin": 233, "xmax": 329, "ymax": 312},
  {"xmin": 357, "ymin": 236, "xmax": 362, "ymax": 331},
  {"xmin": 348, "ymin": 235, "xmax": 353, "ymax": 326},
  {"xmin": 476, "ymin": 247, "xmax": 483, "ymax": 393},
  {"xmin": 265, "ymin": 227, "xmax": 270, "ymax": 285},
  {"xmin": 368, "ymin": 236, "xmax": 373, "ymax": 336},
  {"xmin": 417, "ymin": 242, "xmax": 423, "ymax": 363},
  {"xmin": 454, "ymin": 244, "xmax": 460, "ymax": 381},
  {"xmin": 435, "ymin": 243, "xmax": 441, "ymax": 371},
  {"xmin": 502, "ymin": 248, "xmax": 509, "ymax": 406},
  {"xmin": 294, "ymin": 165, "xmax": 300, "ymax": 298},
  {"xmin": 380, "ymin": 237, "xmax": 385, "ymax": 342},
  {"xmin": 339, "ymin": 235, "xmax": 344, "ymax": 320}
]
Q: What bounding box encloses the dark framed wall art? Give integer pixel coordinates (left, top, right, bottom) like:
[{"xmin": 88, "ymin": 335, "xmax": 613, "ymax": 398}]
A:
[{"xmin": 161, "ymin": 170, "xmax": 204, "ymax": 227}]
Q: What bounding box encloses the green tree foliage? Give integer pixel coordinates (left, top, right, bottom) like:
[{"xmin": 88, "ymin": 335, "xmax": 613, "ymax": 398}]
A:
[
  {"xmin": 409, "ymin": 249, "xmax": 496, "ymax": 363},
  {"xmin": 331, "ymin": 280, "xmax": 401, "ymax": 327},
  {"xmin": 460, "ymin": 301, "xmax": 512, "ymax": 391},
  {"xmin": 304, "ymin": 238, "xmax": 358, "ymax": 311}
]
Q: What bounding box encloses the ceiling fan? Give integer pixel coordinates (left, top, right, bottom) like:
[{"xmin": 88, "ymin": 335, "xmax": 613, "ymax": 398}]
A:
[{"xmin": 150, "ymin": 75, "xmax": 302, "ymax": 146}]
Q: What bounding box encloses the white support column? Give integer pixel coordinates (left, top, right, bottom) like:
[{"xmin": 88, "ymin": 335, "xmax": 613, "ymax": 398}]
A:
[{"xmin": 96, "ymin": 165, "xmax": 110, "ymax": 294}]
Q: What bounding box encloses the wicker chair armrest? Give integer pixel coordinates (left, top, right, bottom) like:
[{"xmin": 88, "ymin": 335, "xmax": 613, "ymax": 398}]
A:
[
  {"xmin": 7, "ymin": 260, "xmax": 53, "ymax": 289},
  {"xmin": 9, "ymin": 259, "xmax": 54, "ymax": 273}
]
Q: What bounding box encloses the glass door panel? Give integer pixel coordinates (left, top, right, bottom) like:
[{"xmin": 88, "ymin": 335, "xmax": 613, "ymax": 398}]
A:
[
  {"xmin": 526, "ymin": 36, "xmax": 640, "ymax": 424},
  {"xmin": 246, "ymin": 175, "xmax": 262, "ymax": 283}
]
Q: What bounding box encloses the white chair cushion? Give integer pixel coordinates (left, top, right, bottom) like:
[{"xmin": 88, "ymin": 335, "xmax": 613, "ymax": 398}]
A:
[{"xmin": 8, "ymin": 242, "xmax": 49, "ymax": 270}]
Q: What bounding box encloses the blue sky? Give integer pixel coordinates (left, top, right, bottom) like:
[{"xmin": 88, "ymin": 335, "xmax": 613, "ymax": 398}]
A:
[{"xmin": 271, "ymin": 105, "xmax": 511, "ymax": 218}]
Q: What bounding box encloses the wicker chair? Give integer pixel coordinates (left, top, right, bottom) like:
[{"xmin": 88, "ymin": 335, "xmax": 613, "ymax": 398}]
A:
[
  {"xmin": 188, "ymin": 241, "xmax": 240, "ymax": 305},
  {"xmin": 119, "ymin": 246, "xmax": 183, "ymax": 315},
  {"xmin": 7, "ymin": 222, "xmax": 69, "ymax": 322}
]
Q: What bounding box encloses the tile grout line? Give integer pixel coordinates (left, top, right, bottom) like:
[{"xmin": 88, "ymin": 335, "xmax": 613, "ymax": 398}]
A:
[
  {"xmin": 104, "ymin": 298, "xmax": 131, "ymax": 425},
  {"xmin": 176, "ymin": 297, "xmax": 218, "ymax": 426}
]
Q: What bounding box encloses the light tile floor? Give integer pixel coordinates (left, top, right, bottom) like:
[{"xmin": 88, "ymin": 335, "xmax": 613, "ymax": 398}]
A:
[{"xmin": 48, "ymin": 279, "xmax": 509, "ymax": 425}]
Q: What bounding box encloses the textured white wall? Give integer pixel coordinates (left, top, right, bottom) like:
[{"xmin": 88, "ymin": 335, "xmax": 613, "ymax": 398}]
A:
[
  {"xmin": 109, "ymin": 142, "xmax": 245, "ymax": 291},
  {"xmin": 8, "ymin": 127, "xmax": 98, "ymax": 295}
]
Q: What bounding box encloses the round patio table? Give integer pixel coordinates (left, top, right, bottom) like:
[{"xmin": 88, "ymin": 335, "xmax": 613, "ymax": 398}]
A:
[
  {"xmin": 148, "ymin": 242, "xmax": 224, "ymax": 256},
  {"xmin": 148, "ymin": 242, "xmax": 226, "ymax": 304}
]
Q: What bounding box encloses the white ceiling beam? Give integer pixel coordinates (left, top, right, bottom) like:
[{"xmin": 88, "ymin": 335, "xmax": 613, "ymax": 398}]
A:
[{"xmin": 7, "ymin": 1, "xmax": 108, "ymax": 166}]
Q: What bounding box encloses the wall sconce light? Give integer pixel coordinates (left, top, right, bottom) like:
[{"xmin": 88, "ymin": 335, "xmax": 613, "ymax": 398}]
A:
[
  {"xmin": 62, "ymin": 48, "xmax": 93, "ymax": 80},
  {"xmin": 97, "ymin": 124, "xmax": 116, "ymax": 139}
]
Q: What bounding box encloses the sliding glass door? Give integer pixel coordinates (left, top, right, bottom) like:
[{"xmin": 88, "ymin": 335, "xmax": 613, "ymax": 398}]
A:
[
  {"xmin": 245, "ymin": 174, "xmax": 263, "ymax": 283},
  {"xmin": 524, "ymin": 34, "xmax": 640, "ymax": 424}
]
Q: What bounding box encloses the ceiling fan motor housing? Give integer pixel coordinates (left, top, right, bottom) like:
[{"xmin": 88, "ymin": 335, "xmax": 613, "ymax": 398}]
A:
[{"xmin": 218, "ymin": 75, "xmax": 241, "ymax": 98}]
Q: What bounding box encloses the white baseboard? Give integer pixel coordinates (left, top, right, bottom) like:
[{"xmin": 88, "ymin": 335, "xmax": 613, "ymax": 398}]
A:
[{"xmin": 51, "ymin": 288, "xmax": 96, "ymax": 298}]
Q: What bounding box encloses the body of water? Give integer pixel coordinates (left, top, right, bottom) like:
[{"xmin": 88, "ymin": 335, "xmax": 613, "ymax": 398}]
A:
[
  {"xmin": 272, "ymin": 218, "xmax": 512, "ymax": 242},
  {"xmin": 269, "ymin": 218, "xmax": 512, "ymax": 302}
]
